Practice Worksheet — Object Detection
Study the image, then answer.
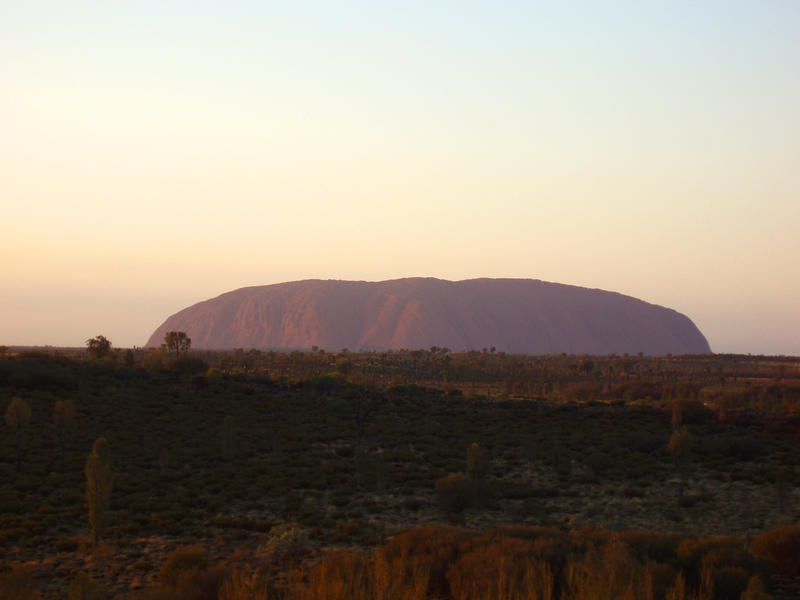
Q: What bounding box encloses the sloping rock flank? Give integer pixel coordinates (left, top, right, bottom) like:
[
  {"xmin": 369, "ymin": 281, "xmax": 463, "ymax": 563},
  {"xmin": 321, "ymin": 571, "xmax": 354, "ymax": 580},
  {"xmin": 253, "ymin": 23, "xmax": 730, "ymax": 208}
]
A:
[{"xmin": 146, "ymin": 278, "xmax": 711, "ymax": 355}]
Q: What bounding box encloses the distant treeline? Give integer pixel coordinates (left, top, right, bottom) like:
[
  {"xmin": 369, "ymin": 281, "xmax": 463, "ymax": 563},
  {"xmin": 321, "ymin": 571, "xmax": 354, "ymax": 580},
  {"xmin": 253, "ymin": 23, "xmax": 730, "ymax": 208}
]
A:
[{"xmin": 3, "ymin": 345, "xmax": 799, "ymax": 415}]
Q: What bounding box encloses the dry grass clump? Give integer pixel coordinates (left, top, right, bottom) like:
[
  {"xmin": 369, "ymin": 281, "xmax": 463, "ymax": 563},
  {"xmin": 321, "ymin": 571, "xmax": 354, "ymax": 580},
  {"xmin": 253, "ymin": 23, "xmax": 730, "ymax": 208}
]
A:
[
  {"xmin": 132, "ymin": 546, "xmax": 226, "ymax": 600},
  {"xmin": 208, "ymin": 525, "xmax": 774, "ymax": 600}
]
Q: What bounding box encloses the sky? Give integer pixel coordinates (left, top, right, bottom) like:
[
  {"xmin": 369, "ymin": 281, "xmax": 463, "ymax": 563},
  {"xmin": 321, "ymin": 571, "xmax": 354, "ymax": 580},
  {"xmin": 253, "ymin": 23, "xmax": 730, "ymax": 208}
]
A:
[{"xmin": 1, "ymin": 1, "xmax": 798, "ymax": 354}]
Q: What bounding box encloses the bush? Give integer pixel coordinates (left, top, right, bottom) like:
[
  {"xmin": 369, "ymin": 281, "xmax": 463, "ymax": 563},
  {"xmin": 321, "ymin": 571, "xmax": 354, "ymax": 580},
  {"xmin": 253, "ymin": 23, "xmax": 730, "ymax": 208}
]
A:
[
  {"xmin": 218, "ymin": 568, "xmax": 278, "ymax": 600},
  {"xmin": 750, "ymin": 526, "xmax": 800, "ymax": 576},
  {"xmin": 435, "ymin": 473, "xmax": 474, "ymax": 513},
  {"xmin": 739, "ymin": 576, "xmax": 773, "ymax": 600},
  {"xmin": 258, "ymin": 524, "xmax": 312, "ymax": 570},
  {"xmin": 380, "ymin": 526, "xmax": 471, "ymax": 598},
  {"xmin": 301, "ymin": 549, "xmax": 372, "ymax": 599},
  {"xmin": 136, "ymin": 566, "xmax": 226, "ymax": 600},
  {"xmin": 159, "ymin": 546, "xmax": 209, "ymax": 586},
  {"xmin": 617, "ymin": 530, "xmax": 683, "ymax": 563},
  {"xmin": 446, "ymin": 537, "xmax": 553, "ymax": 600}
]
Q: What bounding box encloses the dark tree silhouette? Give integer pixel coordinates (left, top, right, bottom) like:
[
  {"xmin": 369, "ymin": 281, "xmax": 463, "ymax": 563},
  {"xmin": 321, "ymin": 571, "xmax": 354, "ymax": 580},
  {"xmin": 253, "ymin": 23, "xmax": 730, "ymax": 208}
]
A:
[
  {"xmin": 86, "ymin": 335, "xmax": 112, "ymax": 359},
  {"xmin": 163, "ymin": 331, "xmax": 191, "ymax": 356}
]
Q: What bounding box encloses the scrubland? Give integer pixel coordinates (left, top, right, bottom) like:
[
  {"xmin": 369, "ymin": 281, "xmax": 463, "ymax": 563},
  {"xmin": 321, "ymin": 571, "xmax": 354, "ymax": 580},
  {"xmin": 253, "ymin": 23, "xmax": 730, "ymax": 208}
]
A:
[{"xmin": 1, "ymin": 347, "xmax": 799, "ymax": 598}]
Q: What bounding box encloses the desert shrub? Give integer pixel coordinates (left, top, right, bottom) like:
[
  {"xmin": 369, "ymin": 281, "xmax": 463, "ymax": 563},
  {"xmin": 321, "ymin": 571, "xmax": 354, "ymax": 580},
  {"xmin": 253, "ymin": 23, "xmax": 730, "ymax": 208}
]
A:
[
  {"xmin": 218, "ymin": 568, "xmax": 280, "ymax": 600},
  {"xmin": 739, "ymin": 576, "xmax": 773, "ymax": 600},
  {"xmin": 564, "ymin": 540, "xmax": 653, "ymax": 600},
  {"xmin": 159, "ymin": 546, "xmax": 209, "ymax": 586},
  {"xmin": 85, "ymin": 437, "xmax": 112, "ymax": 546},
  {"xmin": 141, "ymin": 349, "xmax": 166, "ymax": 370},
  {"xmin": 617, "ymin": 531, "xmax": 683, "ymax": 563},
  {"xmin": 372, "ymin": 546, "xmax": 430, "ymax": 600},
  {"xmin": 706, "ymin": 564, "xmax": 750, "ymax": 600},
  {"xmin": 258, "ymin": 524, "xmax": 312, "ymax": 570},
  {"xmin": 446, "ymin": 537, "xmax": 554, "ymax": 600},
  {"xmin": 381, "ymin": 526, "xmax": 471, "ymax": 598},
  {"xmin": 675, "ymin": 537, "xmax": 755, "ymax": 592},
  {"xmin": 435, "ymin": 473, "xmax": 474, "ymax": 512},
  {"xmin": 299, "ymin": 549, "xmax": 372, "ymax": 600},
  {"xmin": 750, "ymin": 525, "xmax": 800, "ymax": 576},
  {"xmin": 137, "ymin": 565, "xmax": 226, "ymax": 600},
  {"xmin": 645, "ymin": 561, "xmax": 677, "ymax": 600},
  {"xmin": 169, "ymin": 566, "xmax": 227, "ymax": 600}
]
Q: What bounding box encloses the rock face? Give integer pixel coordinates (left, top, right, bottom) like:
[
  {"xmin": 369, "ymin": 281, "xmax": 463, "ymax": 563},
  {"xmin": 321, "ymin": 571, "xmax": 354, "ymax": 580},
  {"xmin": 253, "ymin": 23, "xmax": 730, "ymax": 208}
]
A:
[{"xmin": 146, "ymin": 278, "xmax": 711, "ymax": 355}]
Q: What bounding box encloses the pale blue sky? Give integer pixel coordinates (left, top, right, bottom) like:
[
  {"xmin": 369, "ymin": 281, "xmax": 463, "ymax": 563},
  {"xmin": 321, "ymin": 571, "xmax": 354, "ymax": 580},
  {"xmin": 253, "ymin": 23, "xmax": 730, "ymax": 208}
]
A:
[{"xmin": 2, "ymin": 2, "xmax": 799, "ymax": 353}]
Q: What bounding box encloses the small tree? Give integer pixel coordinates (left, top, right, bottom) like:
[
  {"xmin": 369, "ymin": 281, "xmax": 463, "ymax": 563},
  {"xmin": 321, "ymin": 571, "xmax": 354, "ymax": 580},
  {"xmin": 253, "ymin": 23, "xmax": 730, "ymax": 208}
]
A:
[
  {"xmin": 466, "ymin": 442, "xmax": 491, "ymax": 508},
  {"xmin": 163, "ymin": 331, "xmax": 191, "ymax": 356},
  {"xmin": 85, "ymin": 437, "xmax": 112, "ymax": 546},
  {"xmin": 466, "ymin": 442, "xmax": 488, "ymax": 481},
  {"xmin": 86, "ymin": 335, "xmax": 112, "ymax": 359},
  {"xmin": 5, "ymin": 397, "xmax": 31, "ymax": 470},
  {"xmin": 668, "ymin": 426, "xmax": 690, "ymax": 498}
]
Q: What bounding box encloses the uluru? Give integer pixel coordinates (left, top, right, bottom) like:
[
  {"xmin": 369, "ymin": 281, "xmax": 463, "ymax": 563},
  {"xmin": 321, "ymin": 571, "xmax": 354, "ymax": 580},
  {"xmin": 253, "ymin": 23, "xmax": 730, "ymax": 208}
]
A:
[{"xmin": 145, "ymin": 278, "xmax": 710, "ymax": 355}]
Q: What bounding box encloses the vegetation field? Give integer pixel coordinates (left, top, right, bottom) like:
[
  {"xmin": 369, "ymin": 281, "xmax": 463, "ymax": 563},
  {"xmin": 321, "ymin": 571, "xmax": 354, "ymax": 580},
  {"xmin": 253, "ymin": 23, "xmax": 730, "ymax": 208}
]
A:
[{"xmin": 1, "ymin": 347, "xmax": 799, "ymax": 598}]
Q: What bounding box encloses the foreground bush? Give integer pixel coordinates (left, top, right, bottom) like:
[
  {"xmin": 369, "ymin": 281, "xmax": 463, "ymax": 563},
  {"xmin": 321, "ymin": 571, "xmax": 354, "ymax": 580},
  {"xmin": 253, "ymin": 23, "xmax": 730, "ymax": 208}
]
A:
[
  {"xmin": 435, "ymin": 473, "xmax": 474, "ymax": 512},
  {"xmin": 131, "ymin": 524, "xmax": 782, "ymax": 600},
  {"xmin": 750, "ymin": 525, "xmax": 800, "ymax": 576},
  {"xmin": 159, "ymin": 546, "xmax": 209, "ymax": 586},
  {"xmin": 447, "ymin": 537, "xmax": 554, "ymax": 600}
]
